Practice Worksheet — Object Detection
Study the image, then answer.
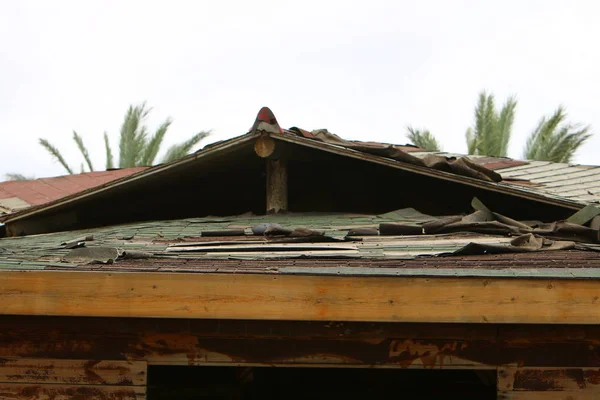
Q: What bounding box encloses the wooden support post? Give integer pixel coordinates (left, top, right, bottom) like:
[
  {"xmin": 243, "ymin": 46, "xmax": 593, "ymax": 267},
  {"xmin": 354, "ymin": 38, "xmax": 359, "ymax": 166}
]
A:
[
  {"xmin": 498, "ymin": 367, "xmax": 600, "ymax": 399},
  {"xmin": 266, "ymin": 159, "xmax": 288, "ymax": 214},
  {"xmin": 255, "ymin": 136, "xmax": 289, "ymax": 214}
]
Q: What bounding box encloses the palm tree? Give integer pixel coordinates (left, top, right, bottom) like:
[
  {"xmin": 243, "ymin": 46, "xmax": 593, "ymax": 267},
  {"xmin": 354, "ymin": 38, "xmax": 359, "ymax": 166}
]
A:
[
  {"xmin": 39, "ymin": 103, "xmax": 210, "ymax": 175},
  {"xmin": 465, "ymin": 91, "xmax": 517, "ymax": 157},
  {"xmin": 404, "ymin": 90, "xmax": 592, "ymax": 163},
  {"xmin": 524, "ymin": 106, "xmax": 591, "ymax": 163},
  {"xmin": 406, "ymin": 126, "xmax": 441, "ymax": 151}
]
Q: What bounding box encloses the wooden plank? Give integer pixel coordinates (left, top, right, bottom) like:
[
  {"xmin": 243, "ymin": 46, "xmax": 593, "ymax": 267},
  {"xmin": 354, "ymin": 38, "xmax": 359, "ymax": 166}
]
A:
[
  {"xmin": 2, "ymin": 317, "xmax": 600, "ymax": 369},
  {"xmin": 0, "ymin": 359, "xmax": 146, "ymax": 386},
  {"xmin": 266, "ymin": 159, "xmax": 287, "ymax": 213},
  {"xmin": 0, "ymin": 315, "xmax": 502, "ymax": 340},
  {"xmin": 498, "ymin": 391, "xmax": 598, "ymax": 399},
  {"xmin": 2, "ymin": 271, "xmax": 600, "ymax": 323},
  {"xmin": 141, "ymin": 335, "xmax": 495, "ymax": 369},
  {"xmin": 165, "ymin": 243, "xmax": 359, "ymax": 252},
  {"xmin": 499, "ymin": 367, "xmax": 600, "ymax": 391},
  {"xmin": 3, "ymin": 330, "xmax": 600, "ymax": 369},
  {"xmin": 0, "ymin": 383, "xmax": 145, "ymax": 399},
  {"xmin": 498, "ymin": 367, "xmax": 600, "ymax": 400},
  {"xmin": 0, "ymin": 333, "xmax": 495, "ymax": 369}
]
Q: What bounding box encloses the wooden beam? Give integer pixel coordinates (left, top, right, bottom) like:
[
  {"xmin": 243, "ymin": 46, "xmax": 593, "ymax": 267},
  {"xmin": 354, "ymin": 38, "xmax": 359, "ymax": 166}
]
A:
[
  {"xmin": 254, "ymin": 135, "xmax": 277, "ymax": 158},
  {"xmin": 0, "ymin": 383, "xmax": 145, "ymax": 399},
  {"xmin": 498, "ymin": 392, "xmax": 598, "ymax": 399},
  {"xmin": 266, "ymin": 159, "xmax": 287, "ymax": 213},
  {"xmin": 2, "ymin": 271, "xmax": 600, "ymax": 324},
  {"xmin": 0, "ymin": 359, "xmax": 146, "ymax": 386},
  {"xmin": 3, "ymin": 317, "xmax": 600, "ymax": 369},
  {"xmin": 498, "ymin": 367, "xmax": 600, "ymax": 399}
]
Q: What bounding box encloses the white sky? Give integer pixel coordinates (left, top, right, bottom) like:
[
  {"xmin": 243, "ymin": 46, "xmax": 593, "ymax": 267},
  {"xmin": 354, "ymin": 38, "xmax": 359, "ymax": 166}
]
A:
[{"xmin": 1, "ymin": 0, "xmax": 599, "ymax": 178}]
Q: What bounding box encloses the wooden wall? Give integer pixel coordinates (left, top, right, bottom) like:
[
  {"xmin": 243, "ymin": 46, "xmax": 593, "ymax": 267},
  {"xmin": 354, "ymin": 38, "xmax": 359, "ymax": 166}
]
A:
[{"xmin": 1, "ymin": 316, "xmax": 600, "ymax": 399}]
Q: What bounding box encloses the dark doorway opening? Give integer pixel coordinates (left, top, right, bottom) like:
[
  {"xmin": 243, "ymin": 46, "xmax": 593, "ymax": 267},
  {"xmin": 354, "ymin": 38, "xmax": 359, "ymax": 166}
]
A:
[{"xmin": 148, "ymin": 365, "xmax": 496, "ymax": 399}]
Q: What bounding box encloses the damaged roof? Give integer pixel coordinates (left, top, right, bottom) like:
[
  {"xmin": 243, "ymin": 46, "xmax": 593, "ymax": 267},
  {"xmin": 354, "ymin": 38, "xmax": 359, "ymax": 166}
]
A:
[
  {"xmin": 0, "ymin": 167, "xmax": 146, "ymax": 215},
  {"xmin": 1, "ymin": 198, "xmax": 599, "ymax": 279},
  {"xmin": 1, "ymin": 107, "xmax": 599, "ymax": 238},
  {"xmin": 279, "ymin": 128, "xmax": 600, "ymax": 206},
  {"xmin": 413, "ymin": 153, "xmax": 600, "ymax": 204}
]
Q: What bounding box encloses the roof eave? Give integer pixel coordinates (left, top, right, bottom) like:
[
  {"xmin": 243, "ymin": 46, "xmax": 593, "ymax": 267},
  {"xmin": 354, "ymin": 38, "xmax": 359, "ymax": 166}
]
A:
[{"xmin": 1, "ymin": 133, "xmax": 259, "ymax": 225}]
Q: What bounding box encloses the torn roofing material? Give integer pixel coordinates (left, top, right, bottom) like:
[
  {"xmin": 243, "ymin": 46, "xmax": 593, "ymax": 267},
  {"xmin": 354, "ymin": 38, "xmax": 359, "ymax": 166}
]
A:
[
  {"xmin": 278, "ymin": 129, "xmax": 598, "ymax": 207},
  {"xmin": 288, "ymin": 128, "xmax": 502, "ymax": 182},
  {"xmin": 1, "ymin": 107, "xmax": 597, "ymax": 236},
  {"xmin": 0, "ymin": 201, "xmax": 599, "ymax": 279}
]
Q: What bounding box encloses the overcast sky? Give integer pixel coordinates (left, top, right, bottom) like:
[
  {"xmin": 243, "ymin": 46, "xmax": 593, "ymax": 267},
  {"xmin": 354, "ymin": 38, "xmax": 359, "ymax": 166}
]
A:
[{"xmin": 1, "ymin": 0, "xmax": 599, "ymax": 179}]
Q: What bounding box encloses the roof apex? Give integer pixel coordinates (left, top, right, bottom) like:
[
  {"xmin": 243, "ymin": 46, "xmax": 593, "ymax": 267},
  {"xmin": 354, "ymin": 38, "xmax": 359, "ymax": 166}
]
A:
[{"xmin": 249, "ymin": 107, "xmax": 283, "ymax": 135}]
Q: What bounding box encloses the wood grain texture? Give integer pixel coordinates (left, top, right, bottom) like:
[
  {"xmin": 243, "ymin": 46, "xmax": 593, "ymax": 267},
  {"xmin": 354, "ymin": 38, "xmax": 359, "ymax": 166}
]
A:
[
  {"xmin": 498, "ymin": 367, "xmax": 600, "ymax": 400},
  {"xmin": 0, "ymin": 383, "xmax": 145, "ymax": 400},
  {"xmin": 2, "ymin": 271, "xmax": 600, "ymax": 323},
  {"xmin": 498, "ymin": 392, "xmax": 599, "ymax": 400},
  {"xmin": 1, "ymin": 318, "xmax": 600, "ymax": 370},
  {"xmin": 254, "ymin": 136, "xmax": 277, "ymax": 158},
  {"xmin": 266, "ymin": 159, "xmax": 287, "ymax": 213},
  {"xmin": 0, "ymin": 359, "xmax": 146, "ymax": 386}
]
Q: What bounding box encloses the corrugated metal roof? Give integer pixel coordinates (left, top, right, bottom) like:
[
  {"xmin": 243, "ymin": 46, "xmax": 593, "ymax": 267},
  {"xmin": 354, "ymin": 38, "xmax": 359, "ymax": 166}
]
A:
[{"xmin": 0, "ymin": 168, "xmax": 147, "ymax": 215}]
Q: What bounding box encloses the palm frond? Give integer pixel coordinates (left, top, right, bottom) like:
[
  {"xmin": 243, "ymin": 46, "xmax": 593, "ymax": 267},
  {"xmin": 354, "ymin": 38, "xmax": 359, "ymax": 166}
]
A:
[
  {"xmin": 467, "ymin": 91, "xmax": 517, "ymax": 157},
  {"xmin": 496, "ymin": 96, "xmax": 517, "ymax": 157},
  {"xmin": 39, "ymin": 138, "xmax": 73, "ymax": 175},
  {"xmin": 523, "ymin": 107, "xmax": 592, "ymax": 162},
  {"xmin": 161, "ymin": 131, "xmax": 211, "ymax": 164},
  {"xmin": 104, "ymin": 132, "xmax": 114, "ymax": 170},
  {"xmin": 524, "ymin": 116, "xmax": 547, "ymax": 160},
  {"xmin": 72, "ymin": 131, "xmax": 94, "ymax": 172},
  {"xmin": 5, "ymin": 173, "xmax": 34, "ymax": 181},
  {"xmin": 470, "ymin": 91, "xmax": 499, "ymax": 155},
  {"xmin": 118, "ymin": 103, "xmax": 151, "ymax": 168},
  {"xmin": 466, "ymin": 127, "xmax": 476, "ymax": 155},
  {"xmin": 406, "ymin": 126, "xmax": 441, "ymax": 151},
  {"xmin": 140, "ymin": 118, "xmax": 172, "ymax": 166},
  {"xmin": 481, "ymin": 93, "xmax": 498, "ymax": 155},
  {"xmin": 471, "ymin": 92, "xmax": 487, "ymax": 155}
]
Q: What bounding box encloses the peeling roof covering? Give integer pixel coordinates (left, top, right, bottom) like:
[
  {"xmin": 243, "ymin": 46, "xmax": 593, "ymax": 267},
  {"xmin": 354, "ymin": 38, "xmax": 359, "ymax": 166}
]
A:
[
  {"xmin": 283, "ymin": 128, "xmax": 600, "ymax": 205},
  {"xmin": 0, "ymin": 168, "xmax": 147, "ymax": 215},
  {"xmin": 404, "ymin": 152, "xmax": 600, "ymax": 204},
  {"xmin": 1, "ymin": 206, "xmax": 599, "ymax": 279}
]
